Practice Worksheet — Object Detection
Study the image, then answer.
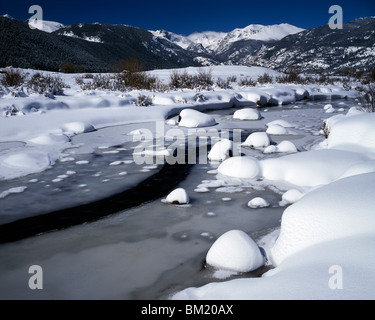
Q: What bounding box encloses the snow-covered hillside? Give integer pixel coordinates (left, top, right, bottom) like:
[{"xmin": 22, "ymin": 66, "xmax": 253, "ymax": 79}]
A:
[
  {"xmin": 152, "ymin": 23, "xmax": 304, "ymax": 54},
  {"xmin": 28, "ymin": 19, "xmax": 65, "ymax": 33}
]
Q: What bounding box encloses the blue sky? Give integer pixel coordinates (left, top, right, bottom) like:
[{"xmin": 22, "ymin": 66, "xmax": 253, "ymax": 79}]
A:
[{"xmin": 1, "ymin": 0, "xmax": 374, "ymax": 35}]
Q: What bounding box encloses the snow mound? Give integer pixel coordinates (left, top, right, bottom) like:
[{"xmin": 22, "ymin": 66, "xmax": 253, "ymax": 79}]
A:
[
  {"xmin": 61, "ymin": 122, "xmax": 96, "ymax": 135},
  {"xmin": 178, "ymin": 109, "xmax": 216, "ymax": 128},
  {"xmin": 279, "ymin": 189, "xmax": 304, "ymax": 206},
  {"xmin": 217, "ymin": 156, "xmax": 261, "ymax": 179},
  {"xmin": 339, "ymin": 160, "xmax": 375, "ymax": 179},
  {"xmin": 324, "ymin": 113, "xmax": 375, "ymax": 156},
  {"xmin": 208, "ymin": 139, "xmax": 234, "ymax": 161},
  {"xmin": 0, "ymin": 152, "xmax": 52, "ymax": 180},
  {"xmin": 271, "ymin": 173, "xmax": 375, "ymax": 265},
  {"xmin": 266, "ymin": 119, "xmax": 294, "ymax": 128},
  {"xmin": 28, "ymin": 133, "xmax": 69, "ymax": 145},
  {"xmin": 274, "ymin": 140, "xmax": 298, "ymax": 153},
  {"xmin": 248, "ymin": 197, "xmax": 270, "ymax": 208},
  {"xmin": 242, "ymin": 132, "xmax": 271, "ymax": 148},
  {"xmin": 260, "ymin": 149, "xmax": 367, "ymax": 188},
  {"xmin": 266, "ymin": 124, "xmax": 294, "ymax": 135},
  {"xmin": 233, "ymin": 108, "xmax": 262, "ymax": 120},
  {"xmin": 164, "ymin": 188, "xmax": 190, "ymax": 205},
  {"xmin": 206, "ymin": 230, "xmax": 264, "ymax": 273}
]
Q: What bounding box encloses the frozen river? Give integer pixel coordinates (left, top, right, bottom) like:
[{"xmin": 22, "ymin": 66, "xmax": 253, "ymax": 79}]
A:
[{"xmin": 0, "ymin": 99, "xmax": 356, "ymax": 299}]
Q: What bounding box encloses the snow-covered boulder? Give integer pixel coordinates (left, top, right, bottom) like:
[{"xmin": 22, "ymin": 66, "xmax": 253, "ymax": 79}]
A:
[
  {"xmin": 266, "ymin": 119, "xmax": 294, "ymax": 128},
  {"xmin": 266, "ymin": 124, "xmax": 290, "ymax": 135},
  {"xmin": 324, "ymin": 104, "xmax": 336, "ymax": 114},
  {"xmin": 28, "ymin": 133, "xmax": 69, "ymax": 145},
  {"xmin": 248, "ymin": 197, "xmax": 270, "ymax": 208},
  {"xmin": 271, "ymin": 173, "xmax": 375, "ymax": 266},
  {"xmin": 0, "ymin": 151, "xmax": 52, "ymax": 180},
  {"xmin": 208, "ymin": 139, "xmax": 234, "ymax": 161},
  {"xmin": 260, "ymin": 149, "xmax": 367, "ymax": 188},
  {"xmin": 217, "ymin": 156, "xmax": 261, "ymax": 179},
  {"xmin": 164, "ymin": 188, "xmax": 190, "ymax": 205},
  {"xmin": 178, "ymin": 109, "xmax": 216, "ymax": 128},
  {"xmin": 60, "ymin": 122, "xmax": 96, "ymax": 135},
  {"xmin": 206, "ymin": 230, "xmax": 264, "ymax": 273},
  {"xmin": 274, "ymin": 140, "xmax": 297, "ymax": 153},
  {"xmin": 233, "ymin": 108, "xmax": 262, "ymax": 120},
  {"xmin": 279, "ymin": 189, "xmax": 304, "ymax": 206},
  {"xmin": 242, "ymin": 132, "xmax": 271, "ymax": 148}
]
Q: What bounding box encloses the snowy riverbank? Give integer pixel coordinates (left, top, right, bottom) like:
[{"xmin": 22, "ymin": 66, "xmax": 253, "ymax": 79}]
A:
[{"xmin": 1, "ymin": 65, "xmax": 374, "ymax": 300}]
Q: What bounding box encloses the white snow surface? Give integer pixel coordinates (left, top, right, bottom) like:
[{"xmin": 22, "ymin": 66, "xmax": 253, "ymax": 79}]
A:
[
  {"xmin": 208, "ymin": 139, "xmax": 233, "ymax": 162},
  {"xmin": 28, "ymin": 20, "xmax": 65, "ymax": 33},
  {"xmin": 178, "ymin": 109, "xmax": 217, "ymax": 127},
  {"xmin": 242, "ymin": 132, "xmax": 271, "ymax": 148},
  {"xmin": 164, "ymin": 188, "xmax": 190, "ymax": 205},
  {"xmin": 206, "ymin": 230, "xmax": 264, "ymax": 273},
  {"xmin": 173, "ymin": 107, "xmax": 375, "ymax": 300},
  {"xmin": 233, "ymin": 108, "xmax": 262, "ymax": 120}
]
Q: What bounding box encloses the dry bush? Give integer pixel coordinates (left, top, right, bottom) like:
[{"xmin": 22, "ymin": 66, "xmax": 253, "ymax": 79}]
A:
[
  {"xmin": 169, "ymin": 69, "xmax": 213, "ymax": 90},
  {"xmin": 238, "ymin": 76, "xmax": 256, "ymax": 87},
  {"xmin": 1, "ymin": 68, "xmax": 25, "ymax": 87},
  {"xmin": 257, "ymin": 73, "xmax": 273, "ymax": 84},
  {"xmin": 216, "ymin": 77, "xmax": 232, "ymax": 89},
  {"xmin": 28, "ymin": 73, "xmax": 67, "ymax": 95}
]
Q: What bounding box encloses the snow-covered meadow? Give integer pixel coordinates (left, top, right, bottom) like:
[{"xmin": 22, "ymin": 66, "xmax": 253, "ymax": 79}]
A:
[{"xmin": 0, "ymin": 65, "xmax": 374, "ymax": 299}]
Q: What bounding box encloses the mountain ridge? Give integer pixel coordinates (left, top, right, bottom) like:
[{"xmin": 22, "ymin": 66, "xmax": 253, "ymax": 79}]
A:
[{"xmin": 0, "ymin": 14, "xmax": 374, "ymax": 73}]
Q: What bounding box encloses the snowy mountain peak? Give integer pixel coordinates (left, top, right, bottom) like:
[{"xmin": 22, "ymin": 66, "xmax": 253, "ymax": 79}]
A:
[
  {"xmin": 2, "ymin": 14, "xmax": 14, "ymax": 19},
  {"xmin": 152, "ymin": 23, "xmax": 304, "ymax": 56},
  {"xmin": 27, "ymin": 19, "xmax": 65, "ymax": 33},
  {"xmin": 224, "ymin": 23, "xmax": 304, "ymax": 43}
]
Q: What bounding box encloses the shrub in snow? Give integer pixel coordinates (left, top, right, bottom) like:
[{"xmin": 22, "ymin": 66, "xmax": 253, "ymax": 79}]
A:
[
  {"xmin": 3, "ymin": 105, "xmax": 24, "ymax": 117},
  {"xmin": 217, "ymin": 156, "xmax": 261, "ymax": 179},
  {"xmin": 1, "ymin": 68, "xmax": 25, "ymax": 87},
  {"xmin": 242, "ymin": 132, "xmax": 271, "ymax": 148},
  {"xmin": 208, "ymin": 139, "xmax": 234, "ymax": 162},
  {"xmin": 169, "ymin": 69, "xmax": 213, "ymax": 90},
  {"xmin": 164, "ymin": 188, "xmax": 190, "ymax": 205},
  {"xmin": 206, "ymin": 230, "xmax": 264, "ymax": 273},
  {"xmin": 257, "ymin": 73, "xmax": 273, "ymax": 84},
  {"xmin": 248, "ymin": 197, "xmax": 270, "ymax": 209},
  {"xmin": 178, "ymin": 109, "xmax": 216, "ymax": 128},
  {"xmin": 233, "ymin": 108, "xmax": 262, "ymax": 120},
  {"xmin": 215, "ymin": 77, "xmax": 232, "ymax": 89},
  {"xmin": 136, "ymin": 94, "xmax": 153, "ymax": 107},
  {"xmin": 28, "ymin": 73, "xmax": 66, "ymax": 95},
  {"xmin": 238, "ymin": 77, "xmax": 256, "ymax": 87}
]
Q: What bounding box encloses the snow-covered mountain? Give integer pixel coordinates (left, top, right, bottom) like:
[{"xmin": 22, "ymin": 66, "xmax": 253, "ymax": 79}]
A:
[
  {"xmin": 153, "ymin": 23, "xmax": 303, "ymax": 53},
  {"xmin": 152, "ymin": 23, "xmax": 304, "ymax": 64},
  {"xmin": 243, "ymin": 17, "xmax": 375, "ymax": 73},
  {"xmin": 1, "ymin": 14, "xmax": 374, "ymax": 73},
  {"xmin": 27, "ymin": 19, "xmax": 65, "ymax": 33}
]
